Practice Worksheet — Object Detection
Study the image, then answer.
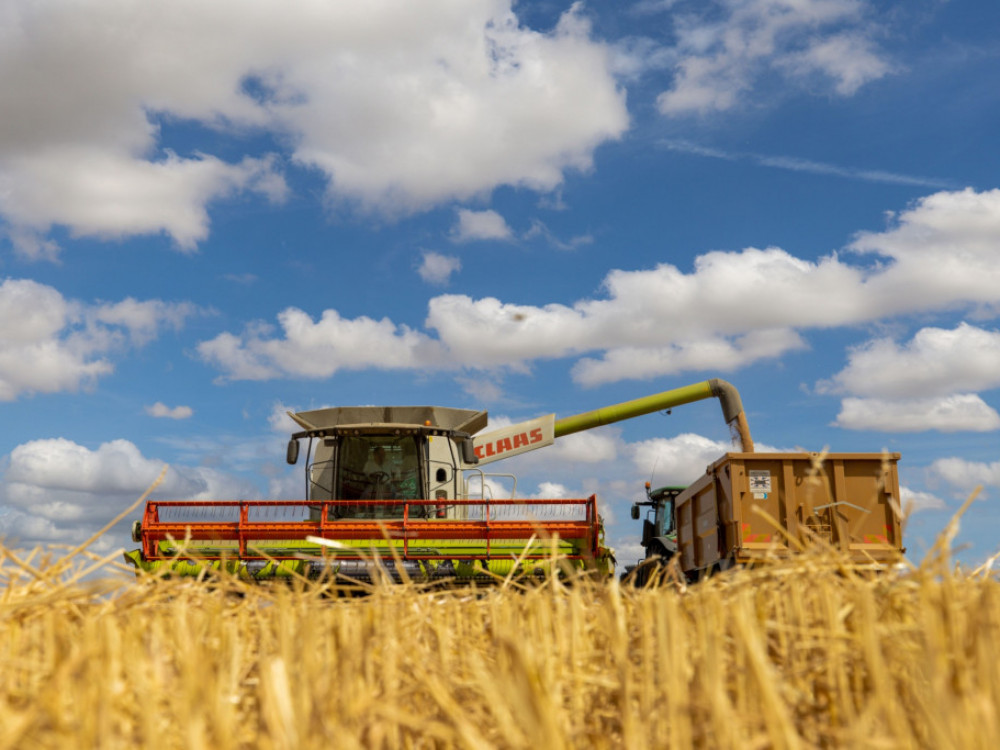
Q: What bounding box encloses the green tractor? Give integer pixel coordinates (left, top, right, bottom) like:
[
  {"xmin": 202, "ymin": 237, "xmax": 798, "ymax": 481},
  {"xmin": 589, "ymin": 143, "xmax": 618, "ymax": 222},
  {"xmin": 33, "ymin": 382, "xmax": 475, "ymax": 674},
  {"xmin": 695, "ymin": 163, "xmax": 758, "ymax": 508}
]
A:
[{"xmin": 627, "ymin": 484, "xmax": 685, "ymax": 585}]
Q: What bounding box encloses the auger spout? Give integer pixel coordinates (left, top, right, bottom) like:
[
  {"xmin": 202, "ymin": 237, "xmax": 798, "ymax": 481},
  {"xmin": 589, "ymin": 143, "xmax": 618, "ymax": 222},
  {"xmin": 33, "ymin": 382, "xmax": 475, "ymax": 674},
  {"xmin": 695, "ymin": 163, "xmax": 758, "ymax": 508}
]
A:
[{"xmin": 553, "ymin": 378, "xmax": 754, "ymax": 452}]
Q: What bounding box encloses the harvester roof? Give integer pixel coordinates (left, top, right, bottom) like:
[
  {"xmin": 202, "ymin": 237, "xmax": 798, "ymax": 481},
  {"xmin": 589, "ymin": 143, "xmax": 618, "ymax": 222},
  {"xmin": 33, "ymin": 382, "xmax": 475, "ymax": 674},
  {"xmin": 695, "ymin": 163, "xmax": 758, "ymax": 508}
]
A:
[{"xmin": 290, "ymin": 405, "xmax": 488, "ymax": 436}]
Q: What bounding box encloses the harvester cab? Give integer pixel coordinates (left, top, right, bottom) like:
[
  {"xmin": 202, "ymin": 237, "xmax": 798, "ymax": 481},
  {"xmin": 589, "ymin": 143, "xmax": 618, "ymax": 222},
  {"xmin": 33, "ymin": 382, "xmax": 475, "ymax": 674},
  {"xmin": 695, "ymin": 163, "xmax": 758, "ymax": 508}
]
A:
[{"xmin": 285, "ymin": 405, "xmax": 486, "ymax": 519}]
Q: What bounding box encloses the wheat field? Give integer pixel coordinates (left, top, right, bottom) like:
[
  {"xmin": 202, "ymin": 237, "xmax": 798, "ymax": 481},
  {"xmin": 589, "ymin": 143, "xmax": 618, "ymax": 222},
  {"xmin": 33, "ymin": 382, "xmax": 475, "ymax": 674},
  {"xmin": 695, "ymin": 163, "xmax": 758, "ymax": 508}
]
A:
[{"xmin": 1, "ymin": 502, "xmax": 998, "ymax": 749}]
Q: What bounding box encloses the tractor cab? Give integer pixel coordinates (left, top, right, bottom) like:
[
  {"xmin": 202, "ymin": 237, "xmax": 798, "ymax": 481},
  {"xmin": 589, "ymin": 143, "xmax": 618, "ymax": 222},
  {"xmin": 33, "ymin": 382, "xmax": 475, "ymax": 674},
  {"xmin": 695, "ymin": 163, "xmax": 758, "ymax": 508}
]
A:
[{"xmin": 631, "ymin": 484, "xmax": 684, "ymax": 551}]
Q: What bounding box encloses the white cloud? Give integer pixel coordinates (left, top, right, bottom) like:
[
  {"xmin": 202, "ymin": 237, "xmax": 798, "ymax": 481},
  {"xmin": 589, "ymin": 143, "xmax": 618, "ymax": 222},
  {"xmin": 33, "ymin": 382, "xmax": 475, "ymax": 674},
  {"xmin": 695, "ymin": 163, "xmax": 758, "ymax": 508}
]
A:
[
  {"xmin": 417, "ymin": 252, "xmax": 462, "ymax": 285},
  {"xmin": 657, "ymin": 0, "xmax": 892, "ymax": 115},
  {"xmin": 630, "ymin": 433, "xmax": 732, "ymax": 487},
  {"xmin": 522, "ymin": 219, "xmax": 593, "ymax": 250},
  {"xmin": 451, "ymin": 209, "xmax": 513, "ymax": 243},
  {"xmin": 613, "ymin": 537, "xmax": 648, "ymax": 567},
  {"xmin": 267, "ymin": 471, "xmax": 304, "ymax": 501},
  {"xmin": 0, "ymin": 278, "xmax": 197, "ymax": 401},
  {"xmin": 548, "ymin": 428, "xmax": 620, "ymax": 464},
  {"xmin": 2, "ymin": 151, "xmax": 285, "ymax": 257},
  {"xmin": 607, "ymin": 35, "xmax": 675, "ymax": 82},
  {"xmin": 6, "ymin": 438, "xmax": 172, "ymax": 497},
  {"xmin": 631, "ymin": 432, "xmax": 784, "ymax": 484},
  {"xmin": 572, "ymin": 329, "xmax": 805, "ymax": 386},
  {"xmin": 0, "ymin": 437, "xmax": 260, "ymax": 547},
  {"xmin": 529, "ymin": 482, "xmax": 572, "ymax": 499},
  {"xmin": 268, "ymin": 402, "xmax": 304, "ymax": 434},
  {"xmin": 90, "ymin": 298, "xmax": 199, "ymax": 346},
  {"xmin": 198, "ymin": 307, "xmax": 446, "ymax": 381},
  {"xmin": 929, "ymin": 457, "xmax": 1000, "ymax": 493},
  {"xmin": 849, "ymin": 189, "xmax": 1000, "ymax": 305},
  {"xmin": 780, "ymin": 31, "xmax": 894, "ymax": 96},
  {"xmin": 818, "ymin": 322, "xmax": 1000, "ymax": 433},
  {"xmin": 418, "ymin": 248, "xmax": 860, "ymax": 376},
  {"xmin": 146, "ymin": 402, "xmax": 193, "ymax": 420},
  {"xmin": 456, "ymin": 375, "xmax": 505, "ymax": 403},
  {"xmin": 900, "ymin": 486, "xmax": 946, "ymax": 513},
  {"xmin": 631, "ymin": 0, "xmax": 683, "ymax": 15},
  {"xmin": 201, "ymin": 188, "xmax": 1000, "ymax": 387},
  {"xmin": 223, "ymin": 273, "xmax": 258, "ymax": 286},
  {"xmin": 819, "ymin": 323, "xmax": 1000, "ymax": 399},
  {"xmin": 834, "ymin": 395, "xmax": 1000, "ymax": 433},
  {"xmin": 0, "ymin": 1, "xmax": 626, "ymax": 254}
]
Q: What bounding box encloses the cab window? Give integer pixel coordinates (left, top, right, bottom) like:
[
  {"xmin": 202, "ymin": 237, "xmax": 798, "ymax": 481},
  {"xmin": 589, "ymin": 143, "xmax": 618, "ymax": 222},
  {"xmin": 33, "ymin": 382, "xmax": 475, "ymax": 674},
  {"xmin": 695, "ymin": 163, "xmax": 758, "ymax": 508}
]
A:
[{"xmin": 335, "ymin": 435, "xmax": 422, "ymax": 517}]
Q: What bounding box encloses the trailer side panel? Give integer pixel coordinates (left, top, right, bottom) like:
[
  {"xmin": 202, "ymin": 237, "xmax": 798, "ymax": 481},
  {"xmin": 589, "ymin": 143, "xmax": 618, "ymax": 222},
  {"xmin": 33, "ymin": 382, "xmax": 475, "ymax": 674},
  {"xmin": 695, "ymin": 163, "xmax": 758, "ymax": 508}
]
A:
[{"xmin": 675, "ymin": 452, "xmax": 903, "ymax": 575}]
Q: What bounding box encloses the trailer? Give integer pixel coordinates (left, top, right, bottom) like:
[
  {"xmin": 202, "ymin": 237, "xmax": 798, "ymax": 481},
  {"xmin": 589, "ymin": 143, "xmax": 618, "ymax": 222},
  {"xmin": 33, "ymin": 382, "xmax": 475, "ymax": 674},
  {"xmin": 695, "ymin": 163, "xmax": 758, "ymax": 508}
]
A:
[{"xmin": 630, "ymin": 451, "xmax": 904, "ymax": 582}]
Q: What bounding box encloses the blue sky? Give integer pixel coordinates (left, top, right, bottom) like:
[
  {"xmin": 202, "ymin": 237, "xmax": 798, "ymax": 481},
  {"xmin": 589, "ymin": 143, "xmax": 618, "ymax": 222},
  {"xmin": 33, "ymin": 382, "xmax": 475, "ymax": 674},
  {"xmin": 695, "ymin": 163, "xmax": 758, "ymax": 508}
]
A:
[{"xmin": 1, "ymin": 0, "xmax": 999, "ymax": 569}]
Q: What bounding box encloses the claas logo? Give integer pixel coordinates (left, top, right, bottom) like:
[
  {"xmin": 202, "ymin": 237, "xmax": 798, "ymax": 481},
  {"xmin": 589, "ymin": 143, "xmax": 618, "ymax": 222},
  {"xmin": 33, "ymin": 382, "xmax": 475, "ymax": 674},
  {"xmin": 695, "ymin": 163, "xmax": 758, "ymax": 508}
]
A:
[{"xmin": 474, "ymin": 428, "xmax": 545, "ymax": 459}]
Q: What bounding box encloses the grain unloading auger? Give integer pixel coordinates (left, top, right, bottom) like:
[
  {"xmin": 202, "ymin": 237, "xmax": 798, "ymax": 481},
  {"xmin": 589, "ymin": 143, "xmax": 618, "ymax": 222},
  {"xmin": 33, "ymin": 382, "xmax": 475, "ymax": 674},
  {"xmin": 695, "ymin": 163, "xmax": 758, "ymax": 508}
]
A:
[{"xmin": 124, "ymin": 379, "xmax": 751, "ymax": 583}]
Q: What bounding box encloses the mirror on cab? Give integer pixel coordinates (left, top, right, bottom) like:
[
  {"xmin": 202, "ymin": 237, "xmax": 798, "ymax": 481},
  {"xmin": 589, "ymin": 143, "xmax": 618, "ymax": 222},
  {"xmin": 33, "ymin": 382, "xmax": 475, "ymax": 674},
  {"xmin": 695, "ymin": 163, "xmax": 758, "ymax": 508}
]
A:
[
  {"xmin": 460, "ymin": 436, "xmax": 479, "ymax": 465},
  {"xmin": 286, "ymin": 438, "xmax": 300, "ymax": 465}
]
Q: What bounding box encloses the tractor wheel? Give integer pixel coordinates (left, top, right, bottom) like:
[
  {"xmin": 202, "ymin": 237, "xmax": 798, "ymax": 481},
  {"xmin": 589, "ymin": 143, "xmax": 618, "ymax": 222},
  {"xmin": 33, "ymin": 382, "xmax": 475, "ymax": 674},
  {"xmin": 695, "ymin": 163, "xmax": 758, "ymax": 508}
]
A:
[{"xmin": 631, "ymin": 541, "xmax": 676, "ymax": 587}]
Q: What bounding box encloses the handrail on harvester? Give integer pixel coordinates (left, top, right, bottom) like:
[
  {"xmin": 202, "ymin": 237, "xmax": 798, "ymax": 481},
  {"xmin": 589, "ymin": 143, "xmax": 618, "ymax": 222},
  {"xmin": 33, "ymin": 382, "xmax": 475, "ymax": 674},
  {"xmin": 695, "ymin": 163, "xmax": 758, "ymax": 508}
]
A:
[{"xmin": 139, "ymin": 496, "xmax": 600, "ymax": 562}]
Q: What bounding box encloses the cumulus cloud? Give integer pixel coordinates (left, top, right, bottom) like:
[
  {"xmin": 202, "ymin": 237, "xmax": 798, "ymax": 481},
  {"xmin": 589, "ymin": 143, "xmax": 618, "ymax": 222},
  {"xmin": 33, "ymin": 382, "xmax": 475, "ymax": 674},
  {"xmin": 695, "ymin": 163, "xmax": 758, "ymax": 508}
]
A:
[
  {"xmin": 268, "ymin": 402, "xmax": 304, "ymax": 433},
  {"xmin": 631, "ymin": 433, "xmax": 731, "ymax": 486},
  {"xmin": 900, "ymin": 486, "xmax": 946, "ymax": 513},
  {"xmin": 456, "ymin": 375, "xmax": 505, "ymax": 404},
  {"xmin": 417, "ymin": 252, "xmax": 462, "ymax": 285},
  {"xmin": 198, "ymin": 308, "xmax": 446, "ymax": 381},
  {"xmin": 90, "ymin": 297, "xmax": 199, "ymax": 346},
  {"xmin": 657, "ymin": 0, "xmax": 893, "ymax": 116},
  {"xmin": 613, "ymin": 537, "xmax": 648, "ymax": 567},
  {"xmin": 146, "ymin": 402, "xmax": 193, "ymax": 420},
  {"xmin": 6, "ymin": 439, "xmax": 173, "ymax": 497},
  {"xmin": 820, "ymin": 323, "xmax": 1000, "ymax": 399},
  {"xmin": 834, "ymin": 395, "xmax": 1000, "ymax": 433},
  {"xmin": 930, "ymin": 457, "xmax": 1000, "ymax": 492},
  {"xmin": 450, "ymin": 209, "xmax": 513, "ymax": 243},
  {"xmin": 200, "ymin": 188, "xmax": 1000, "ymax": 387},
  {"xmin": 572, "ymin": 329, "xmax": 805, "ymax": 386},
  {"xmin": 818, "ymin": 322, "xmax": 1000, "ymax": 433},
  {"xmin": 0, "ymin": 437, "xmax": 260, "ymax": 547},
  {"xmin": 0, "ymin": 1, "xmax": 626, "ymax": 255},
  {"xmin": 849, "ymin": 188, "xmax": 1000, "ymax": 301},
  {"xmin": 2, "ymin": 152, "xmax": 285, "ymax": 257},
  {"xmin": 548, "ymin": 428, "xmax": 620, "ymax": 464},
  {"xmin": 529, "ymin": 482, "xmax": 572, "ymax": 499},
  {"xmin": 0, "ymin": 278, "xmax": 198, "ymax": 400}
]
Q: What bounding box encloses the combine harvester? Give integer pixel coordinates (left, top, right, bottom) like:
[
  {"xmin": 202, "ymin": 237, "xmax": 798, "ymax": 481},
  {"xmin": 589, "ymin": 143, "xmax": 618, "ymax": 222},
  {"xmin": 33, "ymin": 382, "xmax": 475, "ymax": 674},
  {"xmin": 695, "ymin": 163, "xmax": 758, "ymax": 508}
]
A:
[{"xmin": 123, "ymin": 378, "xmax": 902, "ymax": 583}]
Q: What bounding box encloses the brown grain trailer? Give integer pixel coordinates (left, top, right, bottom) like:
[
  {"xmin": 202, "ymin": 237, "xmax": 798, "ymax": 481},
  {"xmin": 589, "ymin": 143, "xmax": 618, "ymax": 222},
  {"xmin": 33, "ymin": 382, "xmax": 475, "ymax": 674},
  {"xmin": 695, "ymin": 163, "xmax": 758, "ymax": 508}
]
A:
[{"xmin": 675, "ymin": 452, "xmax": 903, "ymax": 577}]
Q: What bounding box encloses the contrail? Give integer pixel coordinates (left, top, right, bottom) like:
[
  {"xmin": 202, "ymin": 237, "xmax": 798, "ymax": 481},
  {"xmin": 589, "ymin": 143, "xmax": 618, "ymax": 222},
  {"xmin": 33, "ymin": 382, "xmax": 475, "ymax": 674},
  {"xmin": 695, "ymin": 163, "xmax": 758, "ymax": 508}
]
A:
[{"xmin": 661, "ymin": 139, "xmax": 958, "ymax": 190}]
